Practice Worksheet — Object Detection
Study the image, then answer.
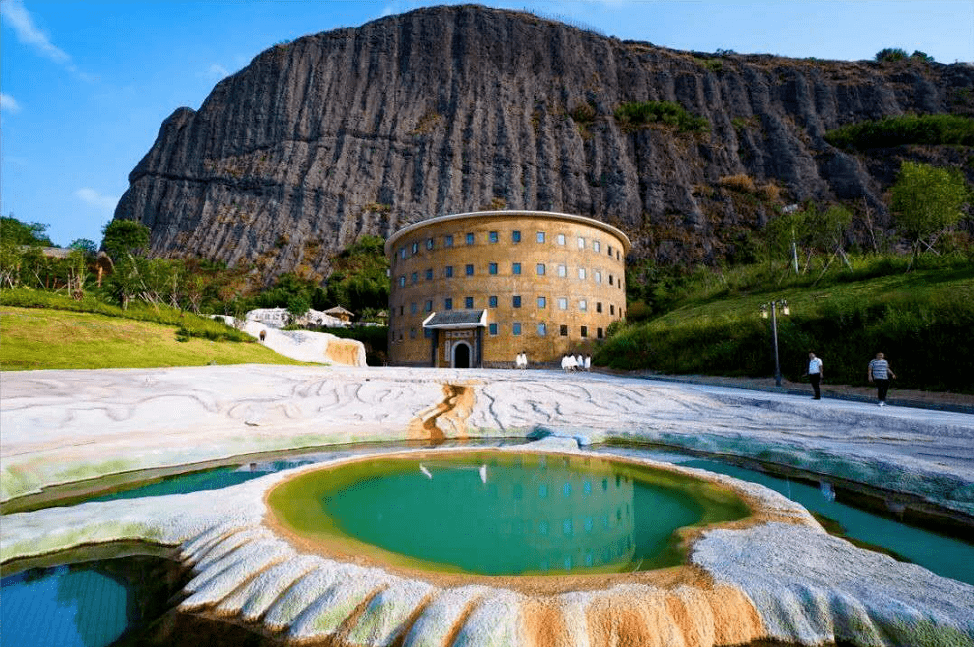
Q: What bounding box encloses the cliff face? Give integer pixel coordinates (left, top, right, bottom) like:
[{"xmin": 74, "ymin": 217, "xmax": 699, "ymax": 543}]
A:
[{"xmin": 114, "ymin": 5, "xmax": 974, "ymax": 280}]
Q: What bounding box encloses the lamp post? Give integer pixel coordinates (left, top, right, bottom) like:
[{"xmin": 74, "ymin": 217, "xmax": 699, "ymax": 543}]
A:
[{"xmin": 760, "ymin": 299, "xmax": 790, "ymax": 387}]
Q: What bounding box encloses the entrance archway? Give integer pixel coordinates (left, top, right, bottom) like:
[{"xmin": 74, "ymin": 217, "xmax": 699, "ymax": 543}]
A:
[{"xmin": 452, "ymin": 342, "xmax": 471, "ymax": 368}]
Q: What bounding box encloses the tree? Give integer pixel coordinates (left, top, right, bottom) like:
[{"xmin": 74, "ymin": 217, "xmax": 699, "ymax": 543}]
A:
[
  {"xmin": 101, "ymin": 220, "xmax": 150, "ymax": 260},
  {"xmin": 875, "ymin": 47, "xmax": 908, "ymax": 63},
  {"xmin": 68, "ymin": 238, "xmax": 97, "ymax": 257},
  {"xmin": 890, "ymin": 161, "xmax": 970, "ymax": 264},
  {"xmin": 1, "ymin": 216, "xmax": 53, "ymax": 246}
]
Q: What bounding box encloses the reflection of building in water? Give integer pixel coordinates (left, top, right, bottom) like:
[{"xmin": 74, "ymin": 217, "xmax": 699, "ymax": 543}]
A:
[{"xmin": 431, "ymin": 454, "xmax": 636, "ymax": 573}]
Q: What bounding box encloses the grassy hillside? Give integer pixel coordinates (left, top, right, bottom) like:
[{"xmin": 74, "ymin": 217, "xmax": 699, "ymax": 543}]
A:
[
  {"xmin": 600, "ymin": 261, "xmax": 974, "ymax": 393},
  {"xmin": 0, "ymin": 306, "xmax": 307, "ymax": 370}
]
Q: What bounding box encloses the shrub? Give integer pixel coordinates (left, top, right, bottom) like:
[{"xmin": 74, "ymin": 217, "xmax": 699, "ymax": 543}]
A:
[
  {"xmin": 824, "ymin": 114, "xmax": 974, "ymax": 150},
  {"xmin": 875, "ymin": 47, "xmax": 908, "ymax": 63},
  {"xmin": 614, "ymin": 101, "xmax": 709, "ymax": 133},
  {"xmin": 719, "ymin": 174, "xmax": 757, "ymax": 193}
]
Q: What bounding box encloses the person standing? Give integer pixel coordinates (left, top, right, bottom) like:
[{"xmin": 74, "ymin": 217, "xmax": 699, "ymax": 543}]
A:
[
  {"xmin": 868, "ymin": 352, "xmax": 896, "ymax": 406},
  {"xmin": 805, "ymin": 352, "xmax": 824, "ymax": 400}
]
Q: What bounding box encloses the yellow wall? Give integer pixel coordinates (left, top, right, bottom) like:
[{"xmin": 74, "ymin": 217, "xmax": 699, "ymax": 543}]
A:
[{"xmin": 386, "ymin": 212, "xmax": 629, "ymax": 367}]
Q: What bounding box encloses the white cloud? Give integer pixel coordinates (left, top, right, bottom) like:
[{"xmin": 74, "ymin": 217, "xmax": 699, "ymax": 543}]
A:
[
  {"xmin": 206, "ymin": 63, "xmax": 230, "ymax": 79},
  {"xmin": 0, "ymin": 93, "xmax": 21, "ymax": 113},
  {"xmin": 1, "ymin": 0, "xmax": 88, "ymax": 78},
  {"xmin": 75, "ymin": 188, "xmax": 119, "ymax": 215}
]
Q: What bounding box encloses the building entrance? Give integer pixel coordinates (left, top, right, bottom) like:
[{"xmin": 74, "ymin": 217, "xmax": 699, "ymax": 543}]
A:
[{"xmin": 452, "ymin": 342, "xmax": 471, "ymax": 368}]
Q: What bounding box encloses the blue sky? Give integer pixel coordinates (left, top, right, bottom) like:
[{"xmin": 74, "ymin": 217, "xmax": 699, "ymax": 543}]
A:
[{"xmin": 2, "ymin": 0, "xmax": 972, "ymax": 247}]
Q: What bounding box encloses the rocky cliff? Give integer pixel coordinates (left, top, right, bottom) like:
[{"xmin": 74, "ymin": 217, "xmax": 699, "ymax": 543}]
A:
[{"xmin": 114, "ymin": 4, "xmax": 974, "ymax": 280}]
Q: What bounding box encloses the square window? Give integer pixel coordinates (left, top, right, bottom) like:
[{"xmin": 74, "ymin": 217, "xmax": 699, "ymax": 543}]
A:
[
  {"xmin": 536, "ymin": 231, "xmax": 546, "ymax": 243},
  {"xmin": 445, "ymin": 298, "xmax": 453, "ymax": 310},
  {"xmin": 578, "ymin": 268, "xmax": 586, "ymax": 280},
  {"xmin": 465, "ymin": 264, "xmax": 474, "ymax": 276},
  {"xmin": 425, "ymin": 268, "xmax": 433, "ymax": 280},
  {"xmin": 536, "ymin": 263, "xmax": 545, "ymax": 275},
  {"xmin": 537, "ymin": 296, "xmax": 547, "ymax": 308},
  {"xmin": 560, "ymin": 324, "xmax": 568, "ymax": 336},
  {"xmin": 577, "ymin": 237, "xmax": 586, "ymax": 249},
  {"xmin": 557, "ymin": 233, "xmax": 566, "ymax": 245},
  {"xmin": 411, "ymin": 272, "xmax": 418, "ymax": 284},
  {"xmin": 489, "ymin": 323, "xmax": 498, "ymax": 335},
  {"xmin": 426, "ymin": 238, "xmax": 434, "ymax": 250},
  {"xmin": 558, "ymin": 297, "xmax": 568, "ymax": 310},
  {"xmin": 466, "ymin": 232, "xmax": 475, "ymax": 245},
  {"xmin": 512, "ymin": 262, "xmax": 521, "ymax": 275},
  {"xmin": 581, "ymin": 325, "xmax": 588, "ymax": 338},
  {"xmin": 444, "ymin": 234, "xmax": 454, "ymax": 247},
  {"xmin": 594, "ymin": 240, "xmax": 601, "ymax": 253},
  {"xmin": 512, "ymin": 322, "xmax": 522, "ymax": 335},
  {"xmin": 512, "ymin": 295, "xmax": 522, "ymax": 308},
  {"xmin": 425, "ymin": 300, "xmax": 433, "ymax": 312},
  {"xmin": 557, "ymin": 265, "xmax": 567, "ymax": 277},
  {"xmin": 597, "ymin": 327, "xmax": 604, "ymax": 339},
  {"xmin": 537, "ymin": 323, "xmax": 547, "ymax": 336},
  {"xmin": 489, "ymin": 231, "xmax": 499, "ymax": 243},
  {"xmin": 465, "ymin": 296, "xmax": 474, "ymax": 309},
  {"xmin": 512, "ymin": 230, "xmax": 522, "ymax": 243},
  {"xmin": 597, "ymin": 302, "xmax": 603, "ymax": 313},
  {"xmin": 579, "ymin": 299, "xmax": 587, "ymax": 311},
  {"xmin": 445, "ymin": 265, "xmax": 454, "ymax": 278},
  {"xmin": 489, "ymin": 262, "xmax": 498, "ymax": 275},
  {"xmin": 489, "ymin": 295, "xmax": 498, "ymax": 308}
]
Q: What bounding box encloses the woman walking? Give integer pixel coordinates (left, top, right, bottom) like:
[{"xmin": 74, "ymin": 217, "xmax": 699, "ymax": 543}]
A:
[{"xmin": 868, "ymin": 352, "xmax": 897, "ymax": 406}]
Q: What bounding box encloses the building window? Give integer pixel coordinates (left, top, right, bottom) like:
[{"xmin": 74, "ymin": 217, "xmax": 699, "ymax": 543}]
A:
[
  {"xmin": 607, "ymin": 245, "xmax": 613, "ymax": 257},
  {"xmin": 444, "ymin": 234, "xmax": 454, "ymax": 247},
  {"xmin": 399, "ymin": 306, "xmax": 404, "ymax": 316},
  {"xmin": 425, "ymin": 328, "xmax": 433, "ymax": 338},
  {"xmin": 465, "ymin": 296, "xmax": 474, "ymax": 309},
  {"xmin": 536, "ymin": 263, "xmax": 545, "ymax": 276},
  {"xmin": 595, "ymin": 271, "xmax": 602, "ymax": 284},
  {"xmin": 411, "ymin": 272, "xmax": 418, "ymax": 284},
  {"xmin": 536, "ymin": 231, "xmax": 546, "ymax": 243},
  {"xmin": 557, "ymin": 233, "xmax": 566, "ymax": 245},
  {"xmin": 560, "ymin": 324, "xmax": 568, "ymax": 336},
  {"xmin": 489, "ymin": 231, "xmax": 499, "ymax": 243},
  {"xmin": 597, "ymin": 327, "xmax": 604, "ymax": 339},
  {"xmin": 557, "ymin": 265, "xmax": 567, "ymax": 277},
  {"xmin": 489, "ymin": 295, "xmax": 498, "ymax": 308},
  {"xmin": 537, "ymin": 296, "xmax": 546, "ymax": 308},
  {"xmin": 444, "ymin": 298, "xmax": 453, "ymax": 310},
  {"xmin": 512, "ymin": 322, "xmax": 522, "ymax": 335},
  {"xmin": 557, "ymin": 297, "xmax": 568, "ymax": 310},
  {"xmin": 609, "ymin": 274, "xmax": 614, "ymax": 285},
  {"xmin": 610, "ymin": 304, "xmax": 615, "ymax": 315},
  {"xmin": 617, "ymin": 250, "xmax": 621, "ymax": 260},
  {"xmin": 596, "ymin": 302, "xmax": 603, "ymax": 313},
  {"xmin": 399, "ymin": 247, "xmax": 407, "ymax": 260},
  {"xmin": 578, "ymin": 268, "xmax": 586, "ymax": 280},
  {"xmin": 398, "ymin": 276, "xmax": 406, "ymax": 287},
  {"xmin": 425, "ymin": 300, "xmax": 433, "ymax": 312},
  {"xmin": 581, "ymin": 325, "xmax": 588, "ymax": 337},
  {"xmin": 579, "ymin": 299, "xmax": 587, "ymax": 312},
  {"xmin": 593, "ymin": 240, "xmax": 601, "ymax": 253},
  {"xmin": 512, "ymin": 262, "xmax": 522, "ymax": 275},
  {"xmin": 411, "ymin": 302, "xmax": 418, "ymax": 314},
  {"xmin": 410, "ymin": 328, "xmax": 417, "ymax": 339},
  {"xmin": 489, "ymin": 323, "xmax": 498, "ymax": 335},
  {"xmin": 466, "ymin": 232, "xmax": 475, "ymax": 245},
  {"xmin": 465, "ymin": 264, "xmax": 474, "ymax": 276},
  {"xmin": 577, "ymin": 237, "xmax": 586, "ymax": 250},
  {"xmin": 512, "ymin": 295, "xmax": 522, "ymax": 308},
  {"xmin": 512, "ymin": 230, "xmax": 522, "ymax": 243},
  {"xmin": 489, "ymin": 262, "xmax": 498, "ymax": 275},
  {"xmin": 425, "ymin": 268, "xmax": 433, "ymax": 280},
  {"xmin": 445, "ymin": 265, "xmax": 454, "ymax": 278},
  {"xmin": 537, "ymin": 323, "xmax": 547, "ymax": 336},
  {"xmin": 411, "ymin": 242, "xmax": 419, "ymax": 255},
  {"xmin": 426, "ymin": 238, "xmax": 435, "ymax": 250}
]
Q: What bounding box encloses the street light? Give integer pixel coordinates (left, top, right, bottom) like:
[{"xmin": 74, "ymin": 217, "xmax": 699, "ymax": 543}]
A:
[{"xmin": 760, "ymin": 299, "xmax": 790, "ymax": 387}]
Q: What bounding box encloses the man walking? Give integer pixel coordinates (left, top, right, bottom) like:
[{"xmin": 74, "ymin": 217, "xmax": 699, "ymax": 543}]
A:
[
  {"xmin": 806, "ymin": 352, "xmax": 824, "ymax": 400},
  {"xmin": 868, "ymin": 352, "xmax": 896, "ymax": 406}
]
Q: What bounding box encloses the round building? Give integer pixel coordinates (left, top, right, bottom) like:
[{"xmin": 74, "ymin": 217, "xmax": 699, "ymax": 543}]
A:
[{"xmin": 385, "ymin": 211, "xmax": 629, "ymax": 368}]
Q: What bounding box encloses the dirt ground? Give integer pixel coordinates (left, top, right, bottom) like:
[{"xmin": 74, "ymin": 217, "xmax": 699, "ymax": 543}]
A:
[{"xmin": 606, "ymin": 370, "xmax": 974, "ymax": 414}]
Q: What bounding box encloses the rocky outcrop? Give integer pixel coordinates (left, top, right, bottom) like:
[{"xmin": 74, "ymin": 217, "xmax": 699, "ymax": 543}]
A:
[{"xmin": 114, "ymin": 5, "xmax": 974, "ymax": 280}]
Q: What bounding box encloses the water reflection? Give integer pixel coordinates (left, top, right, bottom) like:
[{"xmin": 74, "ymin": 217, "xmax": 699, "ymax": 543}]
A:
[{"xmin": 314, "ymin": 453, "xmax": 733, "ymax": 575}]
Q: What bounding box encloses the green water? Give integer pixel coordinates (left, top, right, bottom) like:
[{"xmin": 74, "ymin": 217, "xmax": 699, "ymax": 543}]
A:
[{"xmin": 269, "ymin": 452, "xmax": 751, "ymax": 575}]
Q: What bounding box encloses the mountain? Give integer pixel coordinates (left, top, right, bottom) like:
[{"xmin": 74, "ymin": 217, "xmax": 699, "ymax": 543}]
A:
[{"xmin": 113, "ymin": 4, "xmax": 974, "ymax": 281}]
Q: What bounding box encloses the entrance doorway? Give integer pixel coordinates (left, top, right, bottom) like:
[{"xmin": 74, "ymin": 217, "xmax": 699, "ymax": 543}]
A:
[{"xmin": 452, "ymin": 342, "xmax": 471, "ymax": 368}]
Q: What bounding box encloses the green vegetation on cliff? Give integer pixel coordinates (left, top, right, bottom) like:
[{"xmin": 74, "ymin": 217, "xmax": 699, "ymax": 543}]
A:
[{"xmin": 824, "ymin": 114, "xmax": 974, "ymax": 150}]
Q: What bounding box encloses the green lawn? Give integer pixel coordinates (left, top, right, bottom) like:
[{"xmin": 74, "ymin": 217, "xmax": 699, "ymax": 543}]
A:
[{"xmin": 0, "ymin": 306, "xmax": 308, "ymax": 370}]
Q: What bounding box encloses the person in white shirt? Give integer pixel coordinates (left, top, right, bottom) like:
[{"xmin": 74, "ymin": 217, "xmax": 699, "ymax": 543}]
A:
[
  {"xmin": 805, "ymin": 351, "xmax": 824, "ymax": 400},
  {"xmin": 584, "ymin": 354, "xmax": 592, "ymax": 371}
]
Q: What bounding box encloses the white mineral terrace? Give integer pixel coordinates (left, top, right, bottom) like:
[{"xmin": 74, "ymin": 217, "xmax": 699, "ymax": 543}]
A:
[{"xmin": 2, "ymin": 365, "xmax": 973, "ymax": 646}]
